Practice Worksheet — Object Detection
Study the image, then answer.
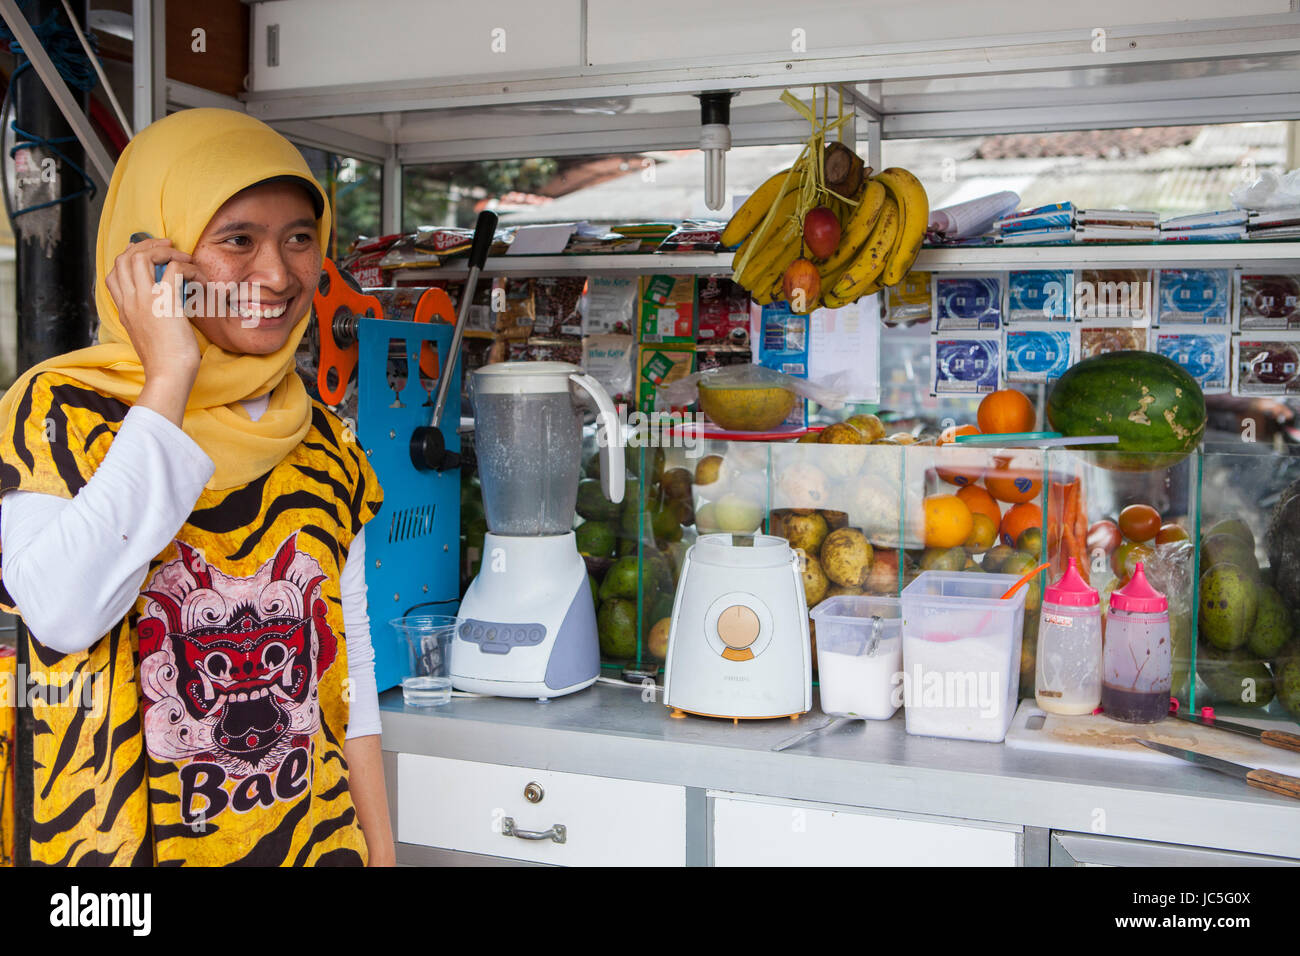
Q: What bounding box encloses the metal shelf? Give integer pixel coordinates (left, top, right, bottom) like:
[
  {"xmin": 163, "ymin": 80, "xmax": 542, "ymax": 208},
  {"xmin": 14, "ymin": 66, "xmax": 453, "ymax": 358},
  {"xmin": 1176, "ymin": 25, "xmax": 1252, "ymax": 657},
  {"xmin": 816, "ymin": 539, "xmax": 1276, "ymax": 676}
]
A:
[{"xmin": 389, "ymin": 242, "xmax": 1300, "ymax": 282}]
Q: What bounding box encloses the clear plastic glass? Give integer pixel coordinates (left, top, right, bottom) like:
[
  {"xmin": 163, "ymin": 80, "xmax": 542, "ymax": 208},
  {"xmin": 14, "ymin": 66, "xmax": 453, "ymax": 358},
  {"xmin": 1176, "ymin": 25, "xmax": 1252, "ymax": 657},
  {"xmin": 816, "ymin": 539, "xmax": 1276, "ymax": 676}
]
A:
[
  {"xmin": 473, "ymin": 389, "xmax": 583, "ymax": 535},
  {"xmin": 391, "ymin": 615, "xmax": 458, "ymax": 706}
]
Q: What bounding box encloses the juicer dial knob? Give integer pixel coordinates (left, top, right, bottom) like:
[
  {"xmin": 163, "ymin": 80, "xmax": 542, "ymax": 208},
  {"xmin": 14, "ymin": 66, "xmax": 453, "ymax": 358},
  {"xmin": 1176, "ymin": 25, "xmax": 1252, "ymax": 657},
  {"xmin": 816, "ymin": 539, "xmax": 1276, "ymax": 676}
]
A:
[{"xmin": 717, "ymin": 605, "xmax": 760, "ymax": 649}]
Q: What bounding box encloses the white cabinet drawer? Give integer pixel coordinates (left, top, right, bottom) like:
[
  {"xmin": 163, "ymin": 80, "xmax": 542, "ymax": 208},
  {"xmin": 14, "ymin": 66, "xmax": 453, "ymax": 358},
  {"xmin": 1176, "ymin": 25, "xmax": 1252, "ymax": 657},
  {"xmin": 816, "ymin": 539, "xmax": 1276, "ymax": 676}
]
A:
[
  {"xmin": 711, "ymin": 793, "xmax": 1020, "ymax": 866},
  {"xmin": 398, "ymin": 754, "xmax": 686, "ymax": 866}
]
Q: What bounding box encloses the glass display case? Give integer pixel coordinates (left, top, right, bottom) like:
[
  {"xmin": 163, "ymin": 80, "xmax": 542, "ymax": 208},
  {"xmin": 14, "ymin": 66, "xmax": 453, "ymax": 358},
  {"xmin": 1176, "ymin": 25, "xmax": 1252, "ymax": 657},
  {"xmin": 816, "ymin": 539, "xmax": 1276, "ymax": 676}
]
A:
[{"xmin": 576, "ymin": 434, "xmax": 1300, "ymax": 729}]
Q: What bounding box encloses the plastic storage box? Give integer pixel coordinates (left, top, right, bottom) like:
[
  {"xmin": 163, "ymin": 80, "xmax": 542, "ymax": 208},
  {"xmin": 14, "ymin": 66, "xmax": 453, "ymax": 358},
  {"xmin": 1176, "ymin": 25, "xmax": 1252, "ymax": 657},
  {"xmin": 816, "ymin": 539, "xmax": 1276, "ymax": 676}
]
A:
[
  {"xmin": 810, "ymin": 595, "xmax": 903, "ymax": 719},
  {"xmin": 900, "ymin": 571, "xmax": 1027, "ymax": 742}
]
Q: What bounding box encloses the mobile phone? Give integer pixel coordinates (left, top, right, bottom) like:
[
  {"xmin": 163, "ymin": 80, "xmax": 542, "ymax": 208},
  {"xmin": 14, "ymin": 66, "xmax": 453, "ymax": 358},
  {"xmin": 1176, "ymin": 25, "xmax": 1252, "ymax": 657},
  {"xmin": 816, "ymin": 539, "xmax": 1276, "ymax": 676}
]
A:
[{"xmin": 129, "ymin": 232, "xmax": 195, "ymax": 294}]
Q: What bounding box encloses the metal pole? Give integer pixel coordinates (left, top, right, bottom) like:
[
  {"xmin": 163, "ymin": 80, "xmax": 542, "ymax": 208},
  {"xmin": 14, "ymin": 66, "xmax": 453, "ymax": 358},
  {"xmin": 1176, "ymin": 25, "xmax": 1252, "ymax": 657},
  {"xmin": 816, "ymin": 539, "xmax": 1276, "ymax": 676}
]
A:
[
  {"xmin": 131, "ymin": 0, "xmax": 164, "ymax": 131},
  {"xmin": 7, "ymin": 0, "xmax": 97, "ymax": 869},
  {"xmin": 0, "ymin": 0, "xmax": 113, "ymax": 183}
]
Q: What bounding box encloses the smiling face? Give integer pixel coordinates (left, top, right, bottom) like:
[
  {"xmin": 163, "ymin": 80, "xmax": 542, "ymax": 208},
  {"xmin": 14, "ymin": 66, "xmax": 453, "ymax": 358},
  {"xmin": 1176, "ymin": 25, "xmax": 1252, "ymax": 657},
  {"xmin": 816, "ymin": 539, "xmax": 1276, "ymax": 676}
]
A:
[{"xmin": 188, "ymin": 180, "xmax": 323, "ymax": 355}]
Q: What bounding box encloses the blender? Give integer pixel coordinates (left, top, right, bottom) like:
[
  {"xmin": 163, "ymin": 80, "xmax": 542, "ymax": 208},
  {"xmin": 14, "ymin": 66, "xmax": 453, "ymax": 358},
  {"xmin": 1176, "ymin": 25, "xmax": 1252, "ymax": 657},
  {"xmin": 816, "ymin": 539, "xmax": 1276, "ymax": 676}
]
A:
[{"xmin": 453, "ymin": 362, "xmax": 624, "ymax": 699}]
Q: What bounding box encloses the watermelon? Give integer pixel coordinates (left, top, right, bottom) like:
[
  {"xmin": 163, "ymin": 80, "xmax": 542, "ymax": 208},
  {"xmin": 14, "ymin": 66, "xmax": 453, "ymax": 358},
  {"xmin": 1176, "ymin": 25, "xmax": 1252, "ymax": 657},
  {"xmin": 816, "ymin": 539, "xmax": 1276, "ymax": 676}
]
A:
[{"xmin": 1046, "ymin": 351, "xmax": 1205, "ymax": 470}]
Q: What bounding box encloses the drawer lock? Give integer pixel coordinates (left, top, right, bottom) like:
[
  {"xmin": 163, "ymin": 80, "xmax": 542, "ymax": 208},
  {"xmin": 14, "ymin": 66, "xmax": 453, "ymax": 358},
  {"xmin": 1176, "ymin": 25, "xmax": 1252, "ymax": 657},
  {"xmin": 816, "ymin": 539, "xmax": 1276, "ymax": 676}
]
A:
[
  {"xmin": 524, "ymin": 782, "xmax": 544, "ymax": 803},
  {"xmin": 502, "ymin": 818, "xmax": 566, "ymax": 844}
]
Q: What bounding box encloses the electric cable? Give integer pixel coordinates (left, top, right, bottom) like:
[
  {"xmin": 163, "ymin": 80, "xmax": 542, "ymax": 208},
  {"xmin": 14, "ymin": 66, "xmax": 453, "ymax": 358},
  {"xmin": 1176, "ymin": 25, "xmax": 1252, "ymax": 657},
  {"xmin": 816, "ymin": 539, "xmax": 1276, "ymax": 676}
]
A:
[{"xmin": 0, "ymin": 0, "xmax": 99, "ymax": 217}]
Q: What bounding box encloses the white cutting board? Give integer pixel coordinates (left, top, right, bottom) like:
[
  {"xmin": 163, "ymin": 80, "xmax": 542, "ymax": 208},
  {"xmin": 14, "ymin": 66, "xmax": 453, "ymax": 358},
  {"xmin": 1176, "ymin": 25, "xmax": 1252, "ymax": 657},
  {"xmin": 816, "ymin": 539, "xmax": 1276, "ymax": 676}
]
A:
[{"xmin": 1005, "ymin": 700, "xmax": 1300, "ymax": 774}]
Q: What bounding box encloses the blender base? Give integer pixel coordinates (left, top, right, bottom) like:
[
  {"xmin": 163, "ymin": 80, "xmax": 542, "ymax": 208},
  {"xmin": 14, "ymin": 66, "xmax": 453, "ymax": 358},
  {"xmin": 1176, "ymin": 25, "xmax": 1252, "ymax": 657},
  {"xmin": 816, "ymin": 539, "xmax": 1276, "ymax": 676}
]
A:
[{"xmin": 452, "ymin": 532, "xmax": 600, "ymax": 699}]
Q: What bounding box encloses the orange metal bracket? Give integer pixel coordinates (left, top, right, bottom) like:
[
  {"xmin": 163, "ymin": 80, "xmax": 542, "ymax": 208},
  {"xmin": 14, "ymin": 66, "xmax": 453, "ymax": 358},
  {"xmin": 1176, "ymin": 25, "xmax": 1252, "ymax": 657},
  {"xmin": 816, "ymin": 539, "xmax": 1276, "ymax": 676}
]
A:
[{"xmin": 313, "ymin": 261, "xmax": 458, "ymax": 405}]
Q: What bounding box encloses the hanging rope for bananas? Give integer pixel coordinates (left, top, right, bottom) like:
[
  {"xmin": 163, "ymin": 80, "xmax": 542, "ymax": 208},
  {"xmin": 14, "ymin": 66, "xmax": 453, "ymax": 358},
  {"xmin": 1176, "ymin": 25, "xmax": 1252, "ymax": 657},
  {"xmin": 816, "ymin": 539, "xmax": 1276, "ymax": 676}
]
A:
[{"xmin": 730, "ymin": 86, "xmax": 858, "ymax": 281}]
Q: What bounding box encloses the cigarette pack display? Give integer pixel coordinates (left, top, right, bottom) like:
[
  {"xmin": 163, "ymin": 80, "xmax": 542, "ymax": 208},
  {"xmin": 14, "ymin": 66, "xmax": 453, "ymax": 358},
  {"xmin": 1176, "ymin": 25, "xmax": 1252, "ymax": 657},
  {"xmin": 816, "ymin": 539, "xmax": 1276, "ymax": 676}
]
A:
[
  {"xmin": 1007, "ymin": 270, "xmax": 1073, "ymax": 322},
  {"xmin": 1233, "ymin": 334, "xmax": 1300, "ymax": 396},
  {"xmin": 1153, "ymin": 325, "xmax": 1231, "ymax": 394},
  {"xmin": 1003, "ymin": 326, "xmax": 1076, "ymax": 383},
  {"xmin": 932, "ymin": 335, "xmax": 1000, "ymax": 395},
  {"xmin": 935, "ymin": 274, "xmax": 1002, "ymax": 331},
  {"xmin": 1239, "ymin": 273, "xmax": 1300, "ymax": 330},
  {"xmin": 1157, "ymin": 268, "xmax": 1231, "ymax": 324}
]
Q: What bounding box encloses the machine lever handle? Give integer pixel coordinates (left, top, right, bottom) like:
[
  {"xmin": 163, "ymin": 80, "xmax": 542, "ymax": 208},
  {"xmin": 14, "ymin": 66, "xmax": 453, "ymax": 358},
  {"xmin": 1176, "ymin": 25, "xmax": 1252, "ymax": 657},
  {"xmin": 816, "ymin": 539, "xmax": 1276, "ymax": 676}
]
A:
[
  {"xmin": 502, "ymin": 818, "xmax": 567, "ymax": 844},
  {"xmin": 419, "ymin": 209, "xmax": 499, "ymax": 470}
]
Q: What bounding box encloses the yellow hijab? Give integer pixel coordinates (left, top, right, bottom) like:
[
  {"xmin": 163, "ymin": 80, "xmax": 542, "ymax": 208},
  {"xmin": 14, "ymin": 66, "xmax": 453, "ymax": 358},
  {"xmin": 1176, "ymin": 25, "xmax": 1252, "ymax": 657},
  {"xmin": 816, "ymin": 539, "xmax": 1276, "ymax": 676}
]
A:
[{"xmin": 0, "ymin": 107, "xmax": 330, "ymax": 490}]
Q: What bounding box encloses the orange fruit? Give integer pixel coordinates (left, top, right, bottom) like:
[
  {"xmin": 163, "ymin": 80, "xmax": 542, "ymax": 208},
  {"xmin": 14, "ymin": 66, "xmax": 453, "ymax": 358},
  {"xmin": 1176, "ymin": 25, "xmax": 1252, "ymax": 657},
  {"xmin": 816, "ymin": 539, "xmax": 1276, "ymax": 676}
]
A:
[
  {"xmin": 977, "ymin": 389, "xmax": 1036, "ymax": 435},
  {"xmin": 956, "ymin": 485, "xmax": 1002, "ymax": 528},
  {"xmin": 984, "ymin": 456, "xmax": 1042, "ymax": 504},
  {"xmin": 923, "ymin": 494, "xmax": 974, "ymax": 549},
  {"xmin": 1000, "ymin": 502, "xmax": 1042, "ymax": 548},
  {"xmin": 939, "ymin": 424, "xmax": 980, "ymax": 444}
]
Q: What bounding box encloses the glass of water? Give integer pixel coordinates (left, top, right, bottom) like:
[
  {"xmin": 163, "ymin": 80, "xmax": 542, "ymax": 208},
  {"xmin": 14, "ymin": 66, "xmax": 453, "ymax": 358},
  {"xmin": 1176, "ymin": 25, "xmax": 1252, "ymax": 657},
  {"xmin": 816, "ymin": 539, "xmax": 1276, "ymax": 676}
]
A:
[{"xmin": 390, "ymin": 615, "xmax": 458, "ymax": 707}]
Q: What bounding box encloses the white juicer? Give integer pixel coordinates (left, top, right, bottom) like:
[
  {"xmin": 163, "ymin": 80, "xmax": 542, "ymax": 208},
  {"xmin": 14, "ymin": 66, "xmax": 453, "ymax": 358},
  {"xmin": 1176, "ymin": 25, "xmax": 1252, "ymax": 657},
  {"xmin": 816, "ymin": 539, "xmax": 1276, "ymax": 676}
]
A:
[
  {"xmin": 664, "ymin": 534, "xmax": 812, "ymax": 721},
  {"xmin": 453, "ymin": 362, "xmax": 623, "ymax": 699}
]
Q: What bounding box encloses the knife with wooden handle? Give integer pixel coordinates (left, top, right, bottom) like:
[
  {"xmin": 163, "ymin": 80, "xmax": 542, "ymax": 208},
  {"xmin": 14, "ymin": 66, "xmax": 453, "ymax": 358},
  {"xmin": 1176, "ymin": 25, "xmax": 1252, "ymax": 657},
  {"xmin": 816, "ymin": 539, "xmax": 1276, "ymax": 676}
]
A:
[
  {"xmin": 1134, "ymin": 738, "xmax": 1300, "ymax": 800},
  {"xmin": 1172, "ymin": 711, "xmax": 1300, "ymax": 753}
]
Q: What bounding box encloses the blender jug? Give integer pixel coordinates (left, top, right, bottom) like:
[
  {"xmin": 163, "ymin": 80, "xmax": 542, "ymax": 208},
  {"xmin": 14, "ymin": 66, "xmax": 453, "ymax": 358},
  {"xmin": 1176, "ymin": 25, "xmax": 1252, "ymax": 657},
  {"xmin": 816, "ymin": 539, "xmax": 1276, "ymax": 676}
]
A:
[
  {"xmin": 455, "ymin": 361, "xmax": 624, "ymax": 699},
  {"xmin": 471, "ymin": 361, "xmax": 624, "ymax": 535}
]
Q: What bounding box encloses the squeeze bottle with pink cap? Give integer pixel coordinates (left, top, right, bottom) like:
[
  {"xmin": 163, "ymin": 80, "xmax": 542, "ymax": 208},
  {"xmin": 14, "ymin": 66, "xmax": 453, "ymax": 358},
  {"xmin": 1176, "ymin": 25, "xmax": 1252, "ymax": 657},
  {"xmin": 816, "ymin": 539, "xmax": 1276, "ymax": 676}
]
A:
[
  {"xmin": 1035, "ymin": 558, "xmax": 1102, "ymax": 715},
  {"xmin": 1101, "ymin": 562, "xmax": 1171, "ymax": 724}
]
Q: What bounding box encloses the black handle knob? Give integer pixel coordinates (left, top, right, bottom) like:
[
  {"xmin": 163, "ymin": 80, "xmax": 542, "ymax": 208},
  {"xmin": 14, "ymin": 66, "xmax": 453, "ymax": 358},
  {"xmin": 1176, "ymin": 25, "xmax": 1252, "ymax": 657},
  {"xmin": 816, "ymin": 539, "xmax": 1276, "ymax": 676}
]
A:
[
  {"xmin": 410, "ymin": 426, "xmax": 461, "ymax": 472},
  {"xmin": 467, "ymin": 210, "xmax": 498, "ymax": 270}
]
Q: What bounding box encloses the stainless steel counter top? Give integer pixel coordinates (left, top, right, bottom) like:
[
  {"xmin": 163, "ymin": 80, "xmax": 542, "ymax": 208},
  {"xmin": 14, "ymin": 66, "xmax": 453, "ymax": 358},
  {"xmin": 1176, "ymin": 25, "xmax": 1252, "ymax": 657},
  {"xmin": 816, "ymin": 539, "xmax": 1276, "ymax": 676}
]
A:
[{"xmin": 380, "ymin": 681, "xmax": 1300, "ymax": 860}]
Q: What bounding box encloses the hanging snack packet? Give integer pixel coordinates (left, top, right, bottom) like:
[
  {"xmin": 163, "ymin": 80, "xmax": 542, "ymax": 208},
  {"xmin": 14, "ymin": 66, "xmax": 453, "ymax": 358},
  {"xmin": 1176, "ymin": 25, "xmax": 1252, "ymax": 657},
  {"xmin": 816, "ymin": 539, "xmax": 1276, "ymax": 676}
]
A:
[
  {"xmin": 933, "ymin": 335, "xmax": 1000, "ymax": 394},
  {"xmin": 1239, "ymin": 274, "xmax": 1300, "ymax": 330},
  {"xmin": 533, "ymin": 276, "xmax": 587, "ymax": 339},
  {"xmin": 1157, "ymin": 268, "xmax": 1230, "ymax": 324},
  {"xmin": 1077, "ymin": 268, "xmax": 1153, "ymax": 323},
  {"xmin": 1079, "ymin": 326, "xmax": 1148, "ymax": 359},
  {"xmin": 885, "ymin": 271, "xmax": 933, "ymax": 326},
  {"xmin": 696, "ymin": 276, "xmax": 751, "ymax": 346},
  {"xmin": 1234, "ymin": 335, "xmax": 1300, "ymax": 396},
  {"xmin": 583, "ymin": 334, "xmax": 636, "ymax": 408},
  {"xmin": 639, "ymin": 275, "xmax": 697, "ymax": 342},
  {"xmin": 581, "ymin": 276, "xmax": 637, "ymax": 335},
  {"xmin": 1153, "ymin": 326, "xmax": 1230, "ymax": 394},
  {"xmin": 1003, "ymin": 326, "xmax": 1076, "ymax": 383},
  {"xmin": 935, "ymin": 275, "xmax": 1002, "ymax": 330},
  {"xmin": 1007, "ymin": 270, "xmax": 1073, "ymax": 322}
]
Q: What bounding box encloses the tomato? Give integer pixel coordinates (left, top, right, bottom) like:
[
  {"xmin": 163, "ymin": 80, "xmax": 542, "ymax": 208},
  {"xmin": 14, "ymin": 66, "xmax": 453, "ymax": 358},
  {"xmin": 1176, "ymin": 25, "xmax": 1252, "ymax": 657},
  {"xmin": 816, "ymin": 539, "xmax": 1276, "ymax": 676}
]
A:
[
  {"xmin": 1112, "ymin": 540, "xmax": 1155, "ymax": 581},
  {"xmin": 1155, "ymin": 522, "xmax": 1190, "ymax": 545},
  {"xmin": 1117, "ymin": 504, "xmax": 1161, "ymax": 543},
  {"xmin": 1086, "ymin": 519, "xmax": 1122, "ymax": 556}
]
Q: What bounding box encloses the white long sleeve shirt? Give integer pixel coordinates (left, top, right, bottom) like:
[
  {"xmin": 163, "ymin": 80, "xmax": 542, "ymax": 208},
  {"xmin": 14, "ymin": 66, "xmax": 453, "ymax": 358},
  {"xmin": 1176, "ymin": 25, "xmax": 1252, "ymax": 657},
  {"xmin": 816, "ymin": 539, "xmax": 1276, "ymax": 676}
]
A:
[{"xmin": 0, "ymin": 396, "xmax": 382, "ymax": 738}]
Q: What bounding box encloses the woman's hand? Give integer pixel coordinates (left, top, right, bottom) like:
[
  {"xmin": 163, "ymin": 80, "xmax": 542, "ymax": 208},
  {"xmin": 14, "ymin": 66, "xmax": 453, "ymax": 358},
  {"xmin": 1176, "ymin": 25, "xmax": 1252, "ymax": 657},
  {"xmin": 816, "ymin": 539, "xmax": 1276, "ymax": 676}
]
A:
[{"xmin": 105, "ymin": 237, "xmax": 207, "ymax": 426}]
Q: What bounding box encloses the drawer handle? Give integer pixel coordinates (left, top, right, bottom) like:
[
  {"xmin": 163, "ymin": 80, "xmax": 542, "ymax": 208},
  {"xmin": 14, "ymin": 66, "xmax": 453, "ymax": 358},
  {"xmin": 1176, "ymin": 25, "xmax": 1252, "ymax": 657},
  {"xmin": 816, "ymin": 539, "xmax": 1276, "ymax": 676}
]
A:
[{"xmin": 502, "ymin": 818, "xmax": 566, "ymax": 844}]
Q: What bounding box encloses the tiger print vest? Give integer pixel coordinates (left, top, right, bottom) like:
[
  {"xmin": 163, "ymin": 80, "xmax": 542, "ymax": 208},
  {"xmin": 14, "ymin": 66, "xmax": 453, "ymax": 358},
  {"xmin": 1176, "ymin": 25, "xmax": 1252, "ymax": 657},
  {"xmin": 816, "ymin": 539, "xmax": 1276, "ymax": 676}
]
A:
[{"xmin": 0, "ymin": 371, "xmax": 383, "ymax": 866}]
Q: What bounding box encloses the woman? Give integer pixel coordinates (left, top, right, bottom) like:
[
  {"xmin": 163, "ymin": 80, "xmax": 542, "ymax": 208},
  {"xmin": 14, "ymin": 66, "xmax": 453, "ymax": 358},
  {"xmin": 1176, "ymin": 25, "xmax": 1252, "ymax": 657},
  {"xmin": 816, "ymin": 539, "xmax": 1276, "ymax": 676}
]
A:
[{"xmin": 0, "ymin": 108, "xmax": 394, "ymax": 866}]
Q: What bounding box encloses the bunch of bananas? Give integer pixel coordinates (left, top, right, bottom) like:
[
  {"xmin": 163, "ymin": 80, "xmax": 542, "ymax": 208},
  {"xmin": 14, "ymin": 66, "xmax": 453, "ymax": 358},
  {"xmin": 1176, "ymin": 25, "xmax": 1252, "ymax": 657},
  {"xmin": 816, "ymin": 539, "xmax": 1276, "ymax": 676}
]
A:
[{"xmin": 724, "ymin": 159, "xmax": 930, "ymax": 314}]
